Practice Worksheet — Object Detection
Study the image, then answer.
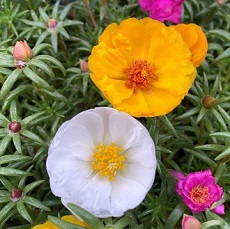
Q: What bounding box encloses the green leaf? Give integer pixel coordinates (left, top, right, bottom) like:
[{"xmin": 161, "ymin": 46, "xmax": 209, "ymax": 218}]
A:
[
  {"xmin": 195, "ymin": 144, "xmax": 226, "ymax": 151},
  {"xmin": 0, "ymin": 135, "xmax": 12, "ymax": 156},
  {"xmin": 35, "ymin": 31, "xmax": 50, "ymax": 46},
  {"xmin": 215, "ymin": 147, "xmax": 230, "ymax": 161},
  {"xmin": 32, "ymin": 43, "xmax": 52, "ymax": 56},
  {"xmin": 164, "ymin": 201, "xmax": 187, "ymax": 229},
  {"xmin": 67, "ymin": 203, "xmax": 105, "ymax": 229},
  {"xmin": 22, "ymin": 67, "xmax": 54, "ymax": 91},
  {"xmin": 2, "ymin": 84, "xmax": 34, "ymax": 111},
  {"xmin": 62, "ymin": 20, "xmax": 83, "ymax": 27},
  {"xmin": 0, "ymin": 112, "xmax": 10, "ymax": 126},
  {"xmin": 12, "ymin": 133, "xmax": 22, "ymax": 154},
  {"xmin": 42, "ymin": 89, "xmax": 69, "ymax": 104},
  {"xmin": 23, "ymin": 180, "xmax": 45, "ymax": 195},
  {"xmin": 28, "ymin": 59, "xmax": 55, "ymax": 78},
  {"xmin": 184, "ymin": 148, "xmax": 217, "ymax": 167},
  {"xmin": 196, "ymin": 107, "xmax": 208, "ymax": 124},
  {"xmin": 160, "ymin": 116, "xmax": 179, "ymax": 138},
  {"xmin": 214, "ymin": 47, "xmax": 230, "ymax": 64},
  {"xmin": 0, "ymin": 202, "xmax": 16, "ymax": 224},
  {"xmin": 51, "ymin": 33, "xmax": 58, "ymax": 53},
  {"xmin": 210, "ymin": 132, "xmax": 230, "ymax": 138},
  {"xmin": 20, "ymin": 129, "xmax": 47, "ymax": 147},
  {"xmin": 22, "ymin": 196, "xmax": 51, "ymax": 211},
  {"xmin": 59, "ymin": 3, "xmax": 74, "ymax": 21},
  {"xmin": 175, "ymin": 107, "xmax": 200, "ymax": 120},
  {"xmin": 34, "ymin": 55, "xmax": 66, "ymax": 75},
  {"xmin": 0, "ymin": 167, "xmax": 32, "ymax": 176},
  {"xmin": 39, "ymin": 7, "xmax": 49, "ymax": 22},
  {"xmin": 20, "ymin": 19, "xmax": 45, "ymax": 29},
  {"xmin": 217, "ymin": 105, "xmax": 230, "ymax": 127},
  {"xmin": 0, "ymin": 155, "xmax": 31, "ymax": 165},
  {"xmin": 208, "ymin": 29, "xmax": 230, "ymax": 42},
  {"xmin": 59, "ymin": 27, "xmax": 70, "ymax": 39},
  {"xmin": 22, "ymin": 111, "xmax": 46, "ymax": 126},
  {"xmin": 0, "ymin": 69, "xmax": 22, "ymax": 101},
  {"xmin": 211, "ymin": 109, "xmax": 227, "ymax": 130},
  {"xmin": 113, "ymin": 216, "xmax": 132, "ymax": 229},
  {"xmin": 0, "ymin": 177, "xmax": 14, "ymax": 191},
  {"xmin": 48, "ymin": 215, "xmax": 88, "ymax": 229},
  {"xmin": 17, "ymin": 201, "xmax": 34, "ymax": 223},
  {"xmin": 52, "ymin": 0, "xmax": 59, "ymax": 19}
]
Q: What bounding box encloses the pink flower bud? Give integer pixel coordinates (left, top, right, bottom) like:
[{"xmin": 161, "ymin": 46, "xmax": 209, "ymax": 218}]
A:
[
  {"xmin": 10, "ymin": 188, "xmax": 23, "ymax": 202},
  {"xmin": 217, "ymin": 0, "xmax": 224, "ymax": 5},
  {"xmin": 182, "ymin": 214, "xmax": 202, "ymax": 229},
  {"xmin": 80, "ymin": 59, "xmax": 89, "ymax": 72},
  {"xmin": 47, "ymin": 18, "xmax": 58, "ymax": 29},
  {"xmin": 8, "ymin": 121, "xmax": 22, "ymax": 133},
  {"xmin": 13, "ymin": 40, "xmax": 33, "ymax": 62}
]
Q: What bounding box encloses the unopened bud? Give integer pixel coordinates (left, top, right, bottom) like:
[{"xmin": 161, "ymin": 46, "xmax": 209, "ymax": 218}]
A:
[
  {"xmin": 217, "ymin": 0, "xmax": 224, "ymax": 5},
  {"xmin": 80, "ymin": 59, "xmax": 89, "ymax": 72},
  {"xmin": 10, "ymin": 188, "xmax": 23, "ymax": 202},
  {"xmin": 202, "ymin": 95, "xmax": 216, "ymax": 109},
  {"xmin": 8, "ymin": 121, "xmax": 21, "ymax": 133},
  {"xmin": 182, "ymin": 214, "xmax": 202, "ymax": 229},
  {"xmin": 47, "ymin": 18, "xmax": 58, "ymax": 29},
  {"xmin": 13, "ymin": 40, "xmax": 33, "ymax": 62}
]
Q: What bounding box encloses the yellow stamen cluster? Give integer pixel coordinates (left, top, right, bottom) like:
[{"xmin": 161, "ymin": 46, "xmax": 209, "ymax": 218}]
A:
[{"xmin": 92, "ymin": 143, "xmax": 125, "ymax": 181}]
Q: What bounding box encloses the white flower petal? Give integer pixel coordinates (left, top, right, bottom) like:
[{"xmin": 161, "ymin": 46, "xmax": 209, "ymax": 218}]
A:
[
  {"xmin": 110, "ymin": 174, "xmax": 149, "ymax": 212},
  {"xmin": 62, "ymin": 174, "xmax": 113, "ymax": 218},
  {"xmin": 71, "ymin": 110, "xmax": 105, "ymax": 145},
  {"xmin": 124, "ymin": 145, "xmax": 156, "ymax": 167}
]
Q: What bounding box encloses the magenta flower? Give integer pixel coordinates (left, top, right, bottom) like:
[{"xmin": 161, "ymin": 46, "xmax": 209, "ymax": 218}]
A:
[
  {"xmin": 174, "ymin": 169, "xmax": 224, "ymax": 214},
  {"xmin": 138, "ymin": 0, "xmax": 185, "ymax": 24}
]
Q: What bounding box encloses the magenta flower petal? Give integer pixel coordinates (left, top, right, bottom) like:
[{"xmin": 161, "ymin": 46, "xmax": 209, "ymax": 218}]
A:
[
  {"xmin": 212, "ymin": 204, "xmax": 225, "ymax": 215},
  {"xmin": 138, "ymin": 0, "xmax": 185, "ymax": 24}
]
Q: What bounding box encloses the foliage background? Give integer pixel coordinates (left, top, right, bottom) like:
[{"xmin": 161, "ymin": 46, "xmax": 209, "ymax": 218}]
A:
[{"xmin": 0, "ymin": 0, "xmax": 230, "ymax": 228}]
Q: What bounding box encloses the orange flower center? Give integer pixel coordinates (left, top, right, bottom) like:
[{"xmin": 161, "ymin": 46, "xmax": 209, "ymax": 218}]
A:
[
  {"xmin": 123, "ymin": 60, "xmax": 157, "ymax": 90},
  {"xmin": 190, "ymin": 185, "xmax": 210, "ymax": 204}
]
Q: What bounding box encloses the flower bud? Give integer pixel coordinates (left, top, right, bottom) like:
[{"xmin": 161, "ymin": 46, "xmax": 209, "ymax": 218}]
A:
[
  {"xmin": 47, "ymin": 18, "xmax": 58, "ymax": 29},
  {"xmin": 10, "ymin": 188, "xmax": 23, "ymax": 202},
  {"xmin": 202, "ymin": 95, "xmax": 216, "ymax": 109},
  {"xmin": 182, "ymin": 214, "xmax": 202, "ymax": 229},
  {"xmin": 8, "ymin": 121, "xmax": 22, "ymax": 133},
  {"xmin": 13, "ymin": 40, "xmax": 33, "ymax": 62},
  {"xmin": 217, "ymin": 0, "xmax": 224, "ymax": 5},
  {"xmin": 80, "ymin": 59, "xmax": 89, "ymax": 72}
]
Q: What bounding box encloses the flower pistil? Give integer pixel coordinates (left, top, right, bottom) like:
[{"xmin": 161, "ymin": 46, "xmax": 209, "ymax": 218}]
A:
[
  {"xmin": 124, "ymin": 60, "xmax": 157, "ymax": 90},
  {"xmin": 92, "ymin": 143, "xmax": 125, "ymax": 180}
]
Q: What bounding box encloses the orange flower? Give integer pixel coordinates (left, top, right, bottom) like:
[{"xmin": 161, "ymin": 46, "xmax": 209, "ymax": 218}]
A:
[
  {"xmin": 170, "ymin": 23, "xmax": 208, "ymax": 68},
  {"xmin": 88, "ymin": 17, "xmax": 201, "ymax": 117},
  {"xmin": 32, "ymin": 215, "xmax": 90, "ymax": 229}
]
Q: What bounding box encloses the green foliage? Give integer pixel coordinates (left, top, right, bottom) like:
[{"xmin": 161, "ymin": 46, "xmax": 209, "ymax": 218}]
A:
[{"xmin": 0, "ymin": 0, "xmax": 230, "ymax": 228}]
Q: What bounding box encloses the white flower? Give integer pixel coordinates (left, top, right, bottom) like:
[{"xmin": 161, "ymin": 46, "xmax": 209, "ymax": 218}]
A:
[{"xmin": 46, "ymin": 107, "xmax": 157, "ymax": 218}]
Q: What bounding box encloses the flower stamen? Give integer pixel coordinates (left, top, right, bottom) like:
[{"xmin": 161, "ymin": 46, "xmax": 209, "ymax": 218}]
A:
[
  {"xmin": 190, "ymin": 185, "xmax": 210, "ymax": 204},
  {"xmin": 123, "ymin": 60, "xmax": 157, "ymax": 90},
  {"xmin": 92, "ymin": 143, "xmax": 125, "ymax": 181}
]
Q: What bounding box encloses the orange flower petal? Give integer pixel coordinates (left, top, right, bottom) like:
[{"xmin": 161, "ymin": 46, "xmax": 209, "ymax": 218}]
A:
[{"xmin": 171, "ymin": 23, "xmax": 208, "ymax": 68}]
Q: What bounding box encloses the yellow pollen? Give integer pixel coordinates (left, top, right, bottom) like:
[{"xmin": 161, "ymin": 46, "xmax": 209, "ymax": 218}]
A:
[
  {"xmin": 190, "ymin": 185, "xmax": 210, "ymax": 204},
  {"xmin": 92, "ymin": 143, "xmax": 125, "ymax": 181},
  {"xmin": 123, "ymin": 60, "xmax": 157, "ymax": 90}
]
